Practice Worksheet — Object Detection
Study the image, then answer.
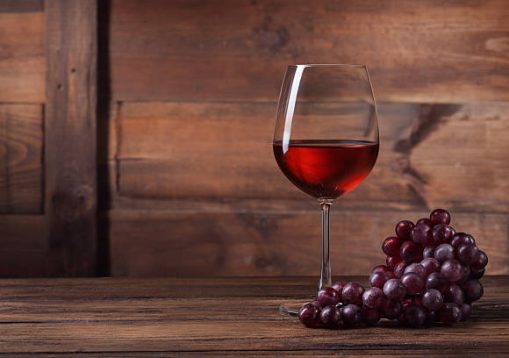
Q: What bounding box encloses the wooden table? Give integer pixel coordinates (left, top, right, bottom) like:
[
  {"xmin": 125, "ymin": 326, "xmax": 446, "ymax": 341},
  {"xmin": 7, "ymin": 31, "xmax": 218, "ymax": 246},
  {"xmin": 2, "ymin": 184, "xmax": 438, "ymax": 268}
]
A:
[{"xmin": 0, "ymin": 276, "xmax": 507, "ymax": 356}]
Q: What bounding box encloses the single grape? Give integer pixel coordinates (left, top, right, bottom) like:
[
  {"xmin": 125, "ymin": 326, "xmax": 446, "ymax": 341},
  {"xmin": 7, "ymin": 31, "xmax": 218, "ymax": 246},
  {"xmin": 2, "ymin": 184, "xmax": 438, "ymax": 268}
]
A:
[
  {"xmin": 382, "ymin": 237, "xmax": 401, "ymax": 257},
  {"xmin": 423, "ymin": 246, "xmax": 434, "ymax": 259},
  {"xmin": 471, "ymin": 250, "xmax": 488, "ymax": 271},
  {"xmin": 438, "ymin": 302, "xmax": 461, "ymax": 324},
  {"xmin": 404, "ymin": 304, "xmax": 427, "ymax": 327},
  {"xmin": 426, "ymin": 272, "xmax": 449, "ymax": 293},
  {"xmin": 431, "ymin": 224, "xmax": 455, "ymax": 246},
  {"xmin": 411, "ymin": 222, "xmax": 432, "ymax": 246},
  {"xmin": 341, "ymin": 304, "xmax": 362, "ymax": 327},
  {"xmin": 320, "ymin": 305, "xmax": 342, "ymax": 328},
  {"xmin": 298, "ymin": 303, "xmax": 321, "ymax": 328},
  {"xmin": 383, "ymin": 278, "xmax": 407, "ymax": 300},
  {"xmin": 444, "ymin": 284, "xmax": 465, "ymax": 305},
  {"xmin": 371, "ymin": 265, "xmax": 389, "ymax": 273},
  {"xmin": 309, "ymin": 300, "xmax": 321, "ymax": 308},
  {"xmin": 361, "ymin": 307, "xmax": 380, "ymax": 325},
  {"xmin": 395, "ymin": 220, "xmax": 414, "ymax": 241},
  {"xmin": 457, "ymin": 265, "xmax": 471, "ymax": 284},
  {"xmin": 460, "ymin": 303, "xmax": 472, "ymax": 321},
  {"xmin": 430, "ymin": 209, "xmax": 451, "ymax": 226},
  {"xmin": 386, "ymin": 256, "xmax": 401, "ymax": 270},
  {"xmin": 383, "ymin": 299, "xmax": 402, "ymax": 319},
  {"xmin": 369, "ymin": 271, "xmax": 394, "ymax": 288},
  {"xmin": 421, "ymin": 258, "xmax": 440, "ymax": 275},
  {"xmin": 422, "ymin": 289, "xmax": 444, "ymax": 311},
  {"xmin": 451, "ymin": 233, "xmax": 475, "ymax": 249},
  {"xmin": 441, "ymin": 259, "xmax": 464, "ymax": 283},
  {"xmin": 470, "ymin": 268, "xmax": 485, "ymax": 280},
  {"xmin": 317, "ymin": 287, "xmax": 340, "ymax": 307},
  {"xmin": 463, "ymin": 280, "xmax": 484, "ymax": 302},
  {"xmin": 401, "ymin": 273, "xmax": 424, "ymax": 295},
  {"xmin": 332, "ymin": 280, "xmax": 347, "ymax": 298},
  {"xmin": 416, "ymin": 218, "xmax": 432, "ymax": 226},
  {"xmin": 400, "ymin": 241, "xmax": 422, "ymax": 263},
  {"xmin": 404, "ymin": 263, "xmax": 427, "ymax": 280},
  {"xmin": 341, "ymin": 282, "xmax": 365, "ymax": 306},
  {"xmin": 456, "ymin": 244, "xmax": 480, "ymax": 265},
  {"xmin": 434, "ymin": 243, "xmax": 455, "ymax": 262},
  {"xmin": 362, "ymin": 287, "xmax": 385, "ymax": 309},
  {"xmin": 394, "ymin": 261, "xmax": 407, "ymax": 278}
]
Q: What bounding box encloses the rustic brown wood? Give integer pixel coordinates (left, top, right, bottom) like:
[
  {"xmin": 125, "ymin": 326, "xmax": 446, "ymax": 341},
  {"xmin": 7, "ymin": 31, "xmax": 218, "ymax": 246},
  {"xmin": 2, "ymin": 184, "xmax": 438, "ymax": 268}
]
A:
[
  {"xmin": 109, "ymin": 210, "xmax": 509, "ymax": 276},
  {"xmin": 0, "ymin": 8, "xmax": 44, "ymax": 103},
  {"xmin": 111, "ymin": 101, "xmax": 509, "ymax": 213},
  {"xmin": 109, "ymin": 0, "xmax": 509, "ymax": 103},
  {"xmin": 0, "ymin": 104, "xmax": 43, "ymax": 214},
  {"xmin": 45, "ymin": 0, "xmax": 98, "ymax": 276},
  {"xmin": 0, "ymin": 276, "xmax": 506, "ymax": 355}
]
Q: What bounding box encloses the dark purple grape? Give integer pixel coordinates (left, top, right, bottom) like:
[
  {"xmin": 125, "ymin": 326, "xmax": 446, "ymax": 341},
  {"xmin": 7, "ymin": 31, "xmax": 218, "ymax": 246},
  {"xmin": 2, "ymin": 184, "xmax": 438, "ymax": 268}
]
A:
[
  {"xmin": 470, "ymin": 268, "xmax": 485, "ymax": 280},
  {"xmin": 425, "ymin": 310, "xmax": 437, "ymax": 325},
  {"xmin": 423, "ymin": 246, "xmax": 434, "ymax": 259},
  {"xmin": 426, "ymin": 272, "xmax": 449, "ymax": 293},
  {"xmin": 460, "ymin": 303, "xmax": 472, "ymax": 321},
  {"xmin": 401, "ymin": 273, "xmax": 424, "ymax": 295},
  {"xmin": 400, "ymin": 241, "xmax": 422, "ymax": 263},
  {"xmin": 341, "ymin": 282, "xmax": 364, "ymax": 306},
  {"xmin": 463, "ymin": 280, "xmax": 483, "ymax": 302},
  {"xmin": 371, "ymin": 264, "xmax": 389, "ymax": 273},
  {"xmin": 457, "ymin": 265, "xmax": 471, "ymax": 284},
  {"xmin": 341, "ymin": 304, "xmax": 362, "ymax": 326},
  {"xmin": 444, "ymin": 284, "xmax": 465, "ymax": 305},
  {"xmin": 362, "ymin": 287, "xmax": 384, "ymax": 309},
  {"xmin": 331, "ymin": 281, "xmax": 347, "ymax": 298},
  {"xmin": 411, "ymin": 222, "xmax": 432, "ymax": 246},
  {"xmin": 320, "ymin": 305, "xmax": 342, "ymax": 328},
  {"xmin": 431, "ymin": 224, "xmax": 455, "ymax": 246},
  {"xmin": 383, "ymin": 299, "xmax": 402, "ymax": 319},
  {"xmin": 404, "ymin": 304, "xmax": 426, "ymax": 327},
  {"xmin": 438, "ymin": 303, "xmax": 461, "ymax": 324},
  {"xmin": 382, "ymin": 237, "xmax": 401, "ymax": 257},
  {"xmin": 456, "ymin": 244, "xmax": 480, "ymax": 265},
  {"xmin": 298, "ymin": 303, "xmax": 321, "ymax": 328},
  {"xmin": 471, "ymin": 250, "xmax": 488, "ymax": 271},
  {"xmin": 394, "ymin": 261, "xmax": 407, "ymax": 278},
  {"xmin": 404, "ymin": 263, "xmax": 427, "ymax": 280},
  {"xmin": 309, "ymin": 300, "xmax": 321, "ymax": 308},
  {"xmin": 383, "ymin": 278, "xmax": 407, "ymax": 300},
  {"xmin": 317, "ymin": 287, "xmax": 340, "ymax": 307},
  {"xmin": 441, "ymin": 259, "xmax": 464, "ymax": 282},
  {"xmin": 395, "ymin": 220, "xmax": 414, "ymax": 241},
  {"xmin": 416, "ymin": 218, "xmax": 432, "ymax": 226},
  {"xmin": 386, "ymin": 256, "xmax": 401, "ymax": 270},
  {"xmin": 361, "ymin": 307, "xmax": 380, "ymax": 325},
  {"xmin": 430, "ymin": 209, "xmax": 451, "ymax": 226},
  {"xmin": 451, "ymin": 232, "xmax": 475, "ymax": 249},
  {"xmin": 434, "ymin": 243, "xmax": 455, "ymax": 262},
  {"xmin": 422, "ymin": 289, "xmax": 444, "ymax": 311},
  {"xmin": 421, "ymin": 258, "xmax": 440, "ymax": 275}
]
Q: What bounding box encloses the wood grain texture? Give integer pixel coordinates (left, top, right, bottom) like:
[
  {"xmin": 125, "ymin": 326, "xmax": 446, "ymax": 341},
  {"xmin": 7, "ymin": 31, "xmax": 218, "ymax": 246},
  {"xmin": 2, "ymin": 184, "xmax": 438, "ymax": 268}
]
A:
[
  {"xmin": 109, "ymin": 210, "xmax": 509, "ymax": 276},
  {"xmin": 0, "ymin": 104, "xmax": 43, "ymax": 214},
  {"xmin": 0, "ymin": 276, "xmax": 506, "ymax": 355},
  {"xmin": 45, "ymin": 0, "xmax": 98, "ymax": 276},
  {"xmin": 109, "ymin": 0, "xmax": 509, "ymax": 103},
  {"xmin": 111, "ymin": 101, "xmax": 509, "ymax": 213},
  {"xmin": 0, "ymin": 8, "xmax": 44, "ymax": 102}
]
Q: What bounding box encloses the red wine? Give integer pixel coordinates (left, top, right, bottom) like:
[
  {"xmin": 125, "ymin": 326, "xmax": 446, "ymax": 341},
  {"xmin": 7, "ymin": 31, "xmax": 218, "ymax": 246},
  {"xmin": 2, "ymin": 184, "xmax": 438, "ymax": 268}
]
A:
[{"xmin": 273, "ymin": 139, "xmax": 378, "ymax": 199}]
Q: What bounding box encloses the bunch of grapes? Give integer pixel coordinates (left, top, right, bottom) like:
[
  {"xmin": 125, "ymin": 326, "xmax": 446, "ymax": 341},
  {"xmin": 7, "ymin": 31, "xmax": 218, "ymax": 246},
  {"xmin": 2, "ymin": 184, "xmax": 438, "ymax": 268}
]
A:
[{"xmin": 298, "ymin": 209, "xmax": 488, "ymax": 329}]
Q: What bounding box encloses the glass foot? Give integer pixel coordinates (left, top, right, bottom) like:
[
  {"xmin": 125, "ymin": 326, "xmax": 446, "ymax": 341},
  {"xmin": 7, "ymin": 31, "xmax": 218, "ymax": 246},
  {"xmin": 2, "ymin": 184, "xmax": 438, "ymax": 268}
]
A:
[{"xmin": 279, "ymin": 301, "xmax": 307, "ymax": 316}]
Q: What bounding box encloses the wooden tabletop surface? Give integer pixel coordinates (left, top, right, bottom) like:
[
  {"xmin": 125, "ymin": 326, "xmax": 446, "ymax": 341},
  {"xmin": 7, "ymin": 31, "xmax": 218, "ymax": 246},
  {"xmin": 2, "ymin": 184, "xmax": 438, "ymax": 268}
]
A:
[{"xmin": 0, "ymin": 276, "xmax": 507, "ymax": 356}]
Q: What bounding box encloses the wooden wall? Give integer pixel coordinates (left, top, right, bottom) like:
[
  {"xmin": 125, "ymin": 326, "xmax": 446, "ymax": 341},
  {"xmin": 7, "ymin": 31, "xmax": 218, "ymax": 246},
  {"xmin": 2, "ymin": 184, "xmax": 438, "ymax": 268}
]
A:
[{"xmin": 104, "ymin": 0, "xmax": 509, "ymax": 276}]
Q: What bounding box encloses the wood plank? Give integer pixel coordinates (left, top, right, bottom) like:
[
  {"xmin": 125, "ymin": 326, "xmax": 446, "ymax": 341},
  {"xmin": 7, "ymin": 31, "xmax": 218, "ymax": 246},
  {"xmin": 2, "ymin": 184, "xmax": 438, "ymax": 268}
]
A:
[
  {"xmin": 0, "ymin": 11, "xmax": 44, "ymax": 102},
  {"xmin": 0, "ymin": 215, "xmax": 46, "ymax": 277},
  {"xmin": 110, "ymin": 0, "xmax": 509, "ymax": 102},
  {"xmin": 45, "ymin": 0, "xmax": 98, "ymax": 276},
  {"xmin": 112, "ymin": 101, "xmax": 509, "ymax": 213},
  {"xmin": 109, "ymin": 210, "xmax": 509, "ymax": 276},
  {"xmin": 0, "ymin": 277, "xmax": 506, "ymax": 354},
  {"xmin": 0, "ymin": 104, "xmax": 43, "ymax": 214},
  {"xmin": 0, "ymin": 0, "xmax": 42, "ymax": 13}
]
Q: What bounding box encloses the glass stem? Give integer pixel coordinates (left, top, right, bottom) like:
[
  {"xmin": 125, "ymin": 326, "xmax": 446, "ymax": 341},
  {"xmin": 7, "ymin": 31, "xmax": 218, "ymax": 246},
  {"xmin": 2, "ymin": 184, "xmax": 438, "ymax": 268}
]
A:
[{"xmin": 319, "ymin": 200, "xmax": 333, "ymax": 290}]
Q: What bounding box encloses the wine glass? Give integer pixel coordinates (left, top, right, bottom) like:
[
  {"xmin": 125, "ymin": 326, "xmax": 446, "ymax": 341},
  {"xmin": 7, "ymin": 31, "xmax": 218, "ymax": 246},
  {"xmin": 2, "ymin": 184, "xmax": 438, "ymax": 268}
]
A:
[{"xmin": 273, "ymin": 64, "xmax": 379, "ymax": 315}]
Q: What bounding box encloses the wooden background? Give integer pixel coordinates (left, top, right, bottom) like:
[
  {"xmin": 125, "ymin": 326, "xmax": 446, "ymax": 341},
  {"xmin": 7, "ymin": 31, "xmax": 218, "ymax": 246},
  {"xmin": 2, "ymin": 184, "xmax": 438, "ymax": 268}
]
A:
[{"xmin": 0, "ymin": 0, "xmax": 508, "ymax": 277}]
